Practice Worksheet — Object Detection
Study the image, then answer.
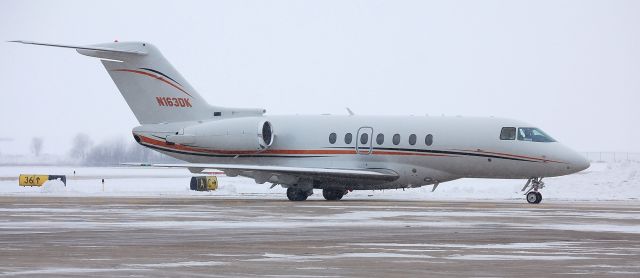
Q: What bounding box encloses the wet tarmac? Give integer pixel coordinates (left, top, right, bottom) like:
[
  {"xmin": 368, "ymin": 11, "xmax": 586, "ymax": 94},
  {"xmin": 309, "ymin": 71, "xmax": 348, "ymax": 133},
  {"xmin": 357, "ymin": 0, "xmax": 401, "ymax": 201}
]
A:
[{"xmin": 0, "ymin": 197, "xmax": 639, "ymax": 277}]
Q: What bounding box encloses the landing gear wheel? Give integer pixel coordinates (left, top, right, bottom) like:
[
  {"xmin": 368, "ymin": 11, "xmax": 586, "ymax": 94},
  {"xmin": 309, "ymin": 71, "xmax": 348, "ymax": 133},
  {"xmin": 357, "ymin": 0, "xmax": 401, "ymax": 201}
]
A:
[
  {"xmin": 322, "ymin": 189, "xmax": 345, "ymax": 201},
  {"xmin": 535, "ymin": 192, "xmax": 542, "ymax": 204},
  {"xmin": 286, "ymin": 188, "xmax": 308, "ymax": 201},
  {"xmin": 526, "ymin": 191, "xmax": 542, "ymax": 204}
]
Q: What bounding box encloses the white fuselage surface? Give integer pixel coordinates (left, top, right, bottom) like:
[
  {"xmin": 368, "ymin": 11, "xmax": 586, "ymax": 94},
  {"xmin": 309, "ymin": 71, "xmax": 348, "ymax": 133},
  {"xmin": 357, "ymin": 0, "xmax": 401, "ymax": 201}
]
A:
[{"xmin": 133, "ymin": 115, "xmax": 589, "ymax": 190}]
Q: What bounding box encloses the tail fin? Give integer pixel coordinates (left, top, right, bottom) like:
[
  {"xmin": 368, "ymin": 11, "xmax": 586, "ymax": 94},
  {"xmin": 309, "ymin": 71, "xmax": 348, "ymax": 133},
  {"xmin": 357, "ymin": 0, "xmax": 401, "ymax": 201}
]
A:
[{"xmin": 11, "ymin": 40, "xmax": 264, "ymax": 124}]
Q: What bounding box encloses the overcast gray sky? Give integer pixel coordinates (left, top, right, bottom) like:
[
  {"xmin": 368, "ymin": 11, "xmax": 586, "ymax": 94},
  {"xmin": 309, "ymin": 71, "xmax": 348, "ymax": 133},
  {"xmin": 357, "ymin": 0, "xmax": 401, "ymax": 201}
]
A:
[{"xmin": 1, "ymin": 0, "xmax": 639, "ymax": 155}]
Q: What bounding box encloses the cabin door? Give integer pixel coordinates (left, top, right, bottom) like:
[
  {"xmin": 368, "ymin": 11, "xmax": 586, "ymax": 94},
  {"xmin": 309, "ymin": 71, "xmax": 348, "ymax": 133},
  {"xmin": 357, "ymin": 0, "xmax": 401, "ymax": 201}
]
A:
[{"xmin": 356, "ymin": 127, "xmax": 373, "ymax": 155}]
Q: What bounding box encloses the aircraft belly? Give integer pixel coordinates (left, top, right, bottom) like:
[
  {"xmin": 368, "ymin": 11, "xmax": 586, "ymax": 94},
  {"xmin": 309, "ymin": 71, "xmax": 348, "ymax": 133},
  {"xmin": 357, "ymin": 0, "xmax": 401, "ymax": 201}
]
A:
[{"xmin": 154, "ymin": 148, "xmax": 458, "ymax": 190}]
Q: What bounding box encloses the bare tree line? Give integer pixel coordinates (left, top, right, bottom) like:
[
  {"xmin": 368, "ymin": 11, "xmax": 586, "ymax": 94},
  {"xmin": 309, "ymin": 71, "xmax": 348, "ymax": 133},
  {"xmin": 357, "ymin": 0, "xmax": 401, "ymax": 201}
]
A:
[
  {"xmin": 68, "ymin": 133, "xmax": 179, "ymax": 165},
  {"xmin": 30, "ymin": 137, "xmax": 44, "ymax": 157}
]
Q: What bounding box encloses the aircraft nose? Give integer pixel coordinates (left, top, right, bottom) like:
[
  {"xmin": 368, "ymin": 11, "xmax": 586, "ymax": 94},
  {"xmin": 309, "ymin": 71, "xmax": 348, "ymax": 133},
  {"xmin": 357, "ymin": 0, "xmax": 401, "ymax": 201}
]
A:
[
  {"xmin": 574, "ymin": 155, "xmax": 590, "ymax": 172},
  {"xmin": 568, "ymin": 152, "xmax": 590, "ymax": 173}
]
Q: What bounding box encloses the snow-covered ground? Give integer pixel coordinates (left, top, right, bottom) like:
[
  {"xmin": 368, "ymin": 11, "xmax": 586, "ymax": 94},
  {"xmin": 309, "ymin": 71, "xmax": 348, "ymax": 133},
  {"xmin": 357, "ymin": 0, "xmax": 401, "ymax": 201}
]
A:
[{"xmin": 0, "ymin": 162, "xmax": 638, "ymax": 201}]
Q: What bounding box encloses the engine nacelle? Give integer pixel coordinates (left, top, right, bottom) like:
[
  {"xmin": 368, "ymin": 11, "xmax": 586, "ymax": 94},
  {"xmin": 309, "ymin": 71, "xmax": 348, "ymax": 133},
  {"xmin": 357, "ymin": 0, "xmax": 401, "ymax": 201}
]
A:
[{"xmin": 166, "ymin": 117, "xmax": 274, "ymax": 152}]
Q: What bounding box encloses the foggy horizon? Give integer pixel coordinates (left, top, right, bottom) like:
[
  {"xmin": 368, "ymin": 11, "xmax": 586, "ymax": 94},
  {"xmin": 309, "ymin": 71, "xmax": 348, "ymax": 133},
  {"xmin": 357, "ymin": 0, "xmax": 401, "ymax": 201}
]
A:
[{"xmin": 1, "ymin": 0, "xmax": 639, "ymax": 156}]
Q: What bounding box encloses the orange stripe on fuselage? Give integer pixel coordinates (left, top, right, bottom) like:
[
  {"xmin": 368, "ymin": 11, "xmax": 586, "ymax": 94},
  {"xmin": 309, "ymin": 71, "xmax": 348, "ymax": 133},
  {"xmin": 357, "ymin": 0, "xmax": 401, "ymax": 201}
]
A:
[
  {"xmin": 139, "ymin": 135, "xmax": 559, "ymax": 162},
  {"xmin": 113, "ymin": 69, "xmax": 193, "ymax": 98},
  {"xmin": 138, "ymin": 135, "xmax": 452, "ymax": 157}
]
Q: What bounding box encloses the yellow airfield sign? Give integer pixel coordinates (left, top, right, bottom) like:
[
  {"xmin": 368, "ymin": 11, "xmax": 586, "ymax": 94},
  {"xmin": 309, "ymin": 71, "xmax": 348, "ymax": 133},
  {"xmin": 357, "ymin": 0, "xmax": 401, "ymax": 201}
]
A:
[
  {"xmin": 19, "ymin": 175, "xmax": 50, "ymax": 187},
  {"xmin": 18, "ymin": 174, "xmax": 67, "ymax": 187}
]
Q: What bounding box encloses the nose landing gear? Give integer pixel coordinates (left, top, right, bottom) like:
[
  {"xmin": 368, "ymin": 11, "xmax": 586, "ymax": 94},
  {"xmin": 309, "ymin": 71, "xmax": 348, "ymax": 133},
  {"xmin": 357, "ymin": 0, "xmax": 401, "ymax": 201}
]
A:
[
  {"xmin": 526, "ymin": 191, "xmax": 542, "ymax": 204},
  {"xmin": 522, "ymin": 177, "xmax": 544, "ymax": 204}
]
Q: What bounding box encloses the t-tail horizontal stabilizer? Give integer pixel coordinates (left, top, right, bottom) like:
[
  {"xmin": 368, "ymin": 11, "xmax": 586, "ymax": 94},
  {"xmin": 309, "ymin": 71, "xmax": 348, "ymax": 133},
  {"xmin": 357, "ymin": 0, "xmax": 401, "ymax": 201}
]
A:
[{"xmin": 8, "ymin": 40, "xmax": 147, "ymax": 55}]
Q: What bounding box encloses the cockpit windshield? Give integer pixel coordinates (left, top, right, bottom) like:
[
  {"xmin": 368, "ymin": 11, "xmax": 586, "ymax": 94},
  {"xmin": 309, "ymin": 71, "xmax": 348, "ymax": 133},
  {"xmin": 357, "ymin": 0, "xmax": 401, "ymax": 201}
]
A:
[{"xmin": 517, "ymin": 127, "xmax": 555, "ymax": 142}]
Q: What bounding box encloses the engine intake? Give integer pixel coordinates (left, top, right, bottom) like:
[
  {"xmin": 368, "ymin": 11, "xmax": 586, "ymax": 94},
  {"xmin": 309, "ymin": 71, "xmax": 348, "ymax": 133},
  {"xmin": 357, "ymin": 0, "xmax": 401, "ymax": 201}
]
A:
[
  {"xmin": 166, "ymin": 117, "xmax": 275, "ymax": 153},
  {"xmin": 259, "ymin": 120, "xmax": 274, "ymax": 148}
]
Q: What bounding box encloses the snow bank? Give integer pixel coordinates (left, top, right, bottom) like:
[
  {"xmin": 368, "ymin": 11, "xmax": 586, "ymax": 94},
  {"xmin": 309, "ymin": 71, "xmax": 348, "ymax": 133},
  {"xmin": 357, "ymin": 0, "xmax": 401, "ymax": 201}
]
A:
[
  {"xmin": 364, "ymin": 161, "xmax": 639, "ymax": 201},
  {"xmin": 0, "ymin": 165, "xmax": 189, "ymax": 177},
  {"xmin": 41, "ymin": 180, "xmax": 67, "ymax": 193},
  {"xmin": 0, "ymin": 162, "xmax": 638, "ymax": 201}
]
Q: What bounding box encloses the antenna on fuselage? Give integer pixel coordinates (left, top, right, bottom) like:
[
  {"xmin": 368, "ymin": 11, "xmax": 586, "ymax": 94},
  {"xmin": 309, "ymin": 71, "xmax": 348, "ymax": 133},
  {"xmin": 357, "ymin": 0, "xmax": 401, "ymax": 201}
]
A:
[
  {"xmin": 346, "ymin": 107, "xmax": 355, "ymax": 116},
  {"xmin": 431, "ymin": 181, "xmax": 440, "ymax": 192}
]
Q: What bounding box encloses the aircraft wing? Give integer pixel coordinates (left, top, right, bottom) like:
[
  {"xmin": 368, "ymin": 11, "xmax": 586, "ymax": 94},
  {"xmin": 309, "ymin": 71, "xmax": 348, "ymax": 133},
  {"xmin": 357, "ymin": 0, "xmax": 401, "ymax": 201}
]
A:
[{"xmin": 123, "ymin": 163, "xmax": 399, "ymax": 184}]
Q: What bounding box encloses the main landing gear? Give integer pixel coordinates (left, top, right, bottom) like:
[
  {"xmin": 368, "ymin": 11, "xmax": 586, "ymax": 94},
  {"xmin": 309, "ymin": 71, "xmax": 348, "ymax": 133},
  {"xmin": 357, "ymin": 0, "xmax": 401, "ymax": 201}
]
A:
[
  {"xmin": 522, "ymin": 177, "xmax": 544, "ymax": 204},
  {"xmin": 286, "ymin": 188, "xmax": 347, "ymax": 201},
  {"xmin": 322, "ymin": 189, "xmax": 346, "ymax": 201},
  {"xmin": 286, "ymin": 187, "xmax": 311, "ymax": 201}
]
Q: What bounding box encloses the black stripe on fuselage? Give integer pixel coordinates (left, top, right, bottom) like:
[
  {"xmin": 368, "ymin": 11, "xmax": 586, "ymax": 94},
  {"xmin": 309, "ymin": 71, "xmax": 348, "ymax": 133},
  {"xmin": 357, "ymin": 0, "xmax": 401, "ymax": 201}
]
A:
[
  {"xmin": 335, "ymin": 146, "xmax": 537, "ymax": 163},
  {"xmin": 141, "ymin": 141, "xmax": 537, "ymax": 162}
]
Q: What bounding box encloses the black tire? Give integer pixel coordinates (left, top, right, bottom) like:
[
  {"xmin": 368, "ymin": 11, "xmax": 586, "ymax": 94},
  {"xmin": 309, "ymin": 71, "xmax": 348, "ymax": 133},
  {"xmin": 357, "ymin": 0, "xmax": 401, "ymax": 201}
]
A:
[
  {"xmin": 534, "ymin": 192, "xmax": 543, "ymax": 204},
  {"xmin": 526, "ymin": 191, "xmax": 541, "ymax": 204},
  {"xmin": 322, "ymin": 189, "xmax": 345, "ymax": 201},
  {"xmin": 189, "ymin": 177, "xmax": 197, "ymax": 191},
  {"xmin": 287, "ymin": 188, "xmax": 308, "ymax": 201}
]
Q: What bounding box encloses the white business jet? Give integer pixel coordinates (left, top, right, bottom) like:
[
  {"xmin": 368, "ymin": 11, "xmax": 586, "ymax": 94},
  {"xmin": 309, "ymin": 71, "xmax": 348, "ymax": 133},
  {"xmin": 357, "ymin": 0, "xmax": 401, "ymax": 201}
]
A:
[{"xmin": 12, "ymin": 40, "xmax": 590, "ymax": 203}]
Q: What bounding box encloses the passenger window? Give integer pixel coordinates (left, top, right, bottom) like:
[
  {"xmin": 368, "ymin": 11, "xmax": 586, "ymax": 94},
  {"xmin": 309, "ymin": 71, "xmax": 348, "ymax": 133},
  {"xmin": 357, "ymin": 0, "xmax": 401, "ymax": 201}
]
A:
[
  {"xmin": 376, "ymin": 133, "xmax": 384, "ymax": 145},
  {"xmin": 409, "ymin": 134, "xmax": 416, "ymax": 145},
  {"xmin": 500, "ymin": 127, "xmax": 516, "ymax": 140},
  {"xmin": 425, "ymin": 134, "xmax": 433, "ymax": 146},
  {"xmin": 360, "ymin": 133, "xmax": 369, "ymax": 144},
  {"xmin": 344, "ymin": 133, "xmax": 353, "ymax": 144},
  {"xmin": 392, "ymin": 134, "xmax": 400, "ymax": 145},
  {"xmin": 517, "ymin": 127, "xmax": 556, "ymax": 142},
  {"xmin": 329, "ymin": 133, "xmax": 337, "ymax": 144}
]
